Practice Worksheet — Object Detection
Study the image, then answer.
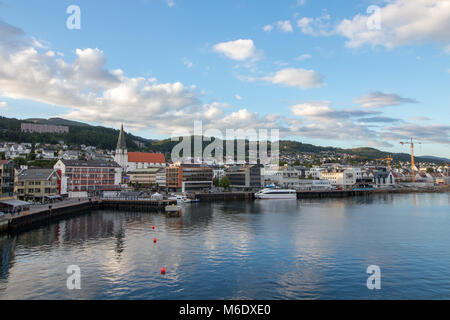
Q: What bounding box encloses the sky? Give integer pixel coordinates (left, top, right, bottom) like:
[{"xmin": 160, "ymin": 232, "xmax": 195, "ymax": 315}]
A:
[{"xmin": 0, "ymin": 0, "xmax": 449, "ymax": 157}]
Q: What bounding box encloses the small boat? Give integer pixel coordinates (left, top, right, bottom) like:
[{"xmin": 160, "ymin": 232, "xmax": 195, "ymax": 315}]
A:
[
  {"xmin": 165, "ymin": 204, "xmax": 182, "ymax": 217},
  {"xmin": 168, "ymin": 194, "xmax": 200, "ymax": 203},
  {"xmin": 255, "ymin": 188, "xmax": 297, "ymax": 199}
]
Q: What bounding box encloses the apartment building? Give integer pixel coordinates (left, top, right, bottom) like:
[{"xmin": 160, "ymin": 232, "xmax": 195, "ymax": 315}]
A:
[
  {"xmin": 21, "ymin": 123, "xmax": 69, "ymax": 134},
  {"xmin": 14, "ymin": 168, "xmax": 60, "ymax": 202},
  {"xmin": 54, "ymin": 159, "xmax": 121, "ymax": 198}
]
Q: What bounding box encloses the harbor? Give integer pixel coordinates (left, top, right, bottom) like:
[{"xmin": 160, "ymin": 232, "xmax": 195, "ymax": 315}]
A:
[{"xmin": 1, "ymin": 185, "xmax": 448, "ymax": 234}]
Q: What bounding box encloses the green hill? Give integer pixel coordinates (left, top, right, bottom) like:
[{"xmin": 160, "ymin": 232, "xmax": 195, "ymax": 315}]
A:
[
  {"xmin": 0, "ymin": 115, "xmax": 446, "ymax": 163},
  {"xmin": 0, "ymin": 116, "xmax": 152, "ymax": 151}
]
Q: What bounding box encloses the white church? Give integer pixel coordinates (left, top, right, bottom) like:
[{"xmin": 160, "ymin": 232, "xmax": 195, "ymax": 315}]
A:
[{"xmin": 114, "ymin": 124, "xmax": 166, "ymax": 173}]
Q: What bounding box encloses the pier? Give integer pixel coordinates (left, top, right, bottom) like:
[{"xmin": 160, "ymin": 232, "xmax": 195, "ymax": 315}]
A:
[{"xmin": 3, "ymin": 198, "xmax": 177, "ymax": 233}]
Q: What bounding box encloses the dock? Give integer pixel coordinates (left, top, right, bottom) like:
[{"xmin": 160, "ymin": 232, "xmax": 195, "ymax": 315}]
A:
[{"xmin": 4, "ymin": 198, "xmax": 177, "ymax": 233}]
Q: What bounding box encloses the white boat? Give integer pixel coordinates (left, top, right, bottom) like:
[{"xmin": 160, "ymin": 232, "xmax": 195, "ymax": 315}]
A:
[
  {"xmin": 255, "ymin": 188, "xmax": 297, "ymax": 199},
  {"xmin": 168, "ymin": 194, "xmax": 200, "ymax": 203}
]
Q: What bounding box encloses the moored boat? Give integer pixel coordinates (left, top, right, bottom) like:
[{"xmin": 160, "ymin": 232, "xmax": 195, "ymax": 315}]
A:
[{"xmin": 255, "ymin": 188, "xmax": 297, "ymax": 199}]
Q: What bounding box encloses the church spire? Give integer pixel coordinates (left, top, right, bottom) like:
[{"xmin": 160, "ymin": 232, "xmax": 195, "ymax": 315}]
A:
[{"xmin": 116, "ymin": 123, "xmax": 126, "ymax": 150}]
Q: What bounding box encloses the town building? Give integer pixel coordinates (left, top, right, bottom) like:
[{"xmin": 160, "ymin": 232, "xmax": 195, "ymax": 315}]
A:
[
  {"xmin": 319, "ymin": 168, "xmax": 356, "ymax": 187},
  {"xmin": 128, "ymin": 168, "xmax": 165, "ymax": 187},
  {"xmin": 166, "ymin": 163, "xmax": 213, "ymax": 192},
  {"xmin": 21, "ymin": 123, "xmax": 69, "ymax": 134},
  {"xmin": 14, "ymin": 169, "xmax": 60, "ymax": 202},
  {"xmin": 0, "ymin": 160, "xmax": 14, "ymax": 199},
  {"xmin": 114, "ymin": 124, "xmax": 166, "ymax": 172},
  {"xmin": 54, "ymin": 159, "xmax": 121, "ymax": 198},
  {"xmin": 225, "ymin": 164, "xmax": 264, "ymax": 189},
  {"xmin": 264, "ymin": 165, "xmax": 302, "ymax": 189},
  {"xmin": 374, "ymin": 170, "xmax": 396, "ymax": 187}
]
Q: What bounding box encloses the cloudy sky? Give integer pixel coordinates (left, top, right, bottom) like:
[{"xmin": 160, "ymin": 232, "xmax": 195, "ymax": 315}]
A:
[{"xmin": 0, "ymin": 0, "xmax": 449, "ymax": 157}]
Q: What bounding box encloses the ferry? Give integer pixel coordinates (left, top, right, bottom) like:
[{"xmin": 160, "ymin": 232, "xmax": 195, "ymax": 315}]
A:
[{"xmin": 255, "ymin": 188, "xmax": 297, "ymax": 199}]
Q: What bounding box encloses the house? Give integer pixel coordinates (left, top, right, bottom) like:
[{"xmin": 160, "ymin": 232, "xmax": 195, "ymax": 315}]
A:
[
  {"xmin": 14, "ymin": 168, "xmax": 60, "ymax": 202},
  {"xmin": 54, "ymin": 159, "xmax": 122, "ymax": 198},
  {"xmin": 374, "ymin": 170, "xmax": 396, "ymax": 187}
]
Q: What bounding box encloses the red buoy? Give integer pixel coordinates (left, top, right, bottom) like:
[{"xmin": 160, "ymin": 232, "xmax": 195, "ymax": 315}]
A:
[
  {"xmin": 161, "ymin": 267, "xmax": 166, "ymax": 274},
  {"xmin": 153, "ymin": 238, "xmax": 157, "ymax": 243},
  {"xmin": 152, "ymin": 225, "xmax": 155, "ymax": 230}
]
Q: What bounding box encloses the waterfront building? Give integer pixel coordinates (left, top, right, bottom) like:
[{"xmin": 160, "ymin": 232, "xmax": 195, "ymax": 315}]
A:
[
  {"xmin": 0, "ymin": 160, "xmax": 14, "ymax": 199},
  {"xmin": 166, "ymin": 163, "xmax": 213, "ymax": 192},
  {"xmin": 155, "ymin": 168, "xmax": 166, "ymax": 188},
  {"xmin": 264, "ymin": 165, "xmax": 302, "ymax": 189},
  {"xmin": 305, "ymin": 166, "xmax": 325, "ymax": 179},
  {"xmin": 114, "ymin": 124, "xmax": 166, "ymax": 172},
  {"xmin": 319, "ymin": 168, "xmax": 356, "ymax": 187},
  {"xmin": 374, "ymin": 170, "xmax": 396, "ymax": 187},
  {"xmin": 296, "ymin": 179, "xmax": 333, "ymax": 190},
  {"xmin": 14, "ymin": 168, "xmax": 60, "ymax": 202},
  {"xmin": 225, "ymin": 164, "xmax": 264, "ymax": 189},
  {"xmin": 21, "ymin": 123, "xmax": 69, "ymax": 134},
  {"xmin": 128, "ymin": 167, "xmax": 165, "ymax": 187},
  {"xmin": 54, "ymin": 159, "xmax": 121, "ymax": 198}
]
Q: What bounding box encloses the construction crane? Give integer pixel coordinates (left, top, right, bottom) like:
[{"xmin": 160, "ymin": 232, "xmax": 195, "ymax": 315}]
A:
[
  {"xmin": 376, "ymin": 155, "xmax": 393, "ymax": 171},
  {"xmin": 400, "ymin": 137, "xmax": 422, "ymax": 182}
]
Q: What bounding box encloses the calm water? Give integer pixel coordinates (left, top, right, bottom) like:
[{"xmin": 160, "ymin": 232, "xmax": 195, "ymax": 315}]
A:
[{"xmin": 1, "ymin": 193, "xmax": 449, "ymax": 300}]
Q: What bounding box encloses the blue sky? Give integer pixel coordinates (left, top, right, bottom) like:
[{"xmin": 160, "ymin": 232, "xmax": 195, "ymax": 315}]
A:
[{"xmin": 0, "ymin": 0, "xmax": 449, "ymax": 157}]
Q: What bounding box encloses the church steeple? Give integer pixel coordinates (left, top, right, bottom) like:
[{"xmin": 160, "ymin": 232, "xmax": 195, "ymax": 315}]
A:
[
  {"xmin": 115, "ymin": 123, "xmax": 128, "ymax": 171},
  {"xmin": 117, "ymin": 123, "xmax": 127, "ymax": 150}
]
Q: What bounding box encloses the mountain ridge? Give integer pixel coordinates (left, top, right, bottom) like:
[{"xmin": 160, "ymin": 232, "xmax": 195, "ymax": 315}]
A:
[{"xmin": 0, "ymin": 116, "xmax": 447, "ymax": 163}]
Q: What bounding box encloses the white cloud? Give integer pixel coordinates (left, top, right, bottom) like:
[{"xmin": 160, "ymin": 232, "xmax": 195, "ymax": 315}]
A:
[
  {"xmin": 296, "ymin": 53, "xmax": 312, "ymax": 61},
  {"xmin": 183, "ymin": 58, "xmax": 193, "ymax": 68},
  {"xmin": 296, "ymin": 0, "xmax": 306, "ymax": 6},
  {"xmin": 0, "ymin": 20, "xmax": 447, "ymax": 148},
  {"xmin": 355, "ymin": 91, "xmax": 417, "ymax": 108},
  {"xmin": 234, "ymin": 94, "xmax": 242, "ymax": 100},
  {"xmin": 263, "ymin": 20, "xmax": 293, "ymax": 33},
  {"xmin": 263, "ymin": 68, "xmax": 324, "ymax": 90},
  {"xmin": 277, "ymin": 20, "xmax": 293, "ymax": 33},
  {"xmin": 335, "ymin": 0, "xmax": 450, "ymax": 50},
  {"xmin": 297, "ymin": 12, "xmax": 333, "ymax": 36},
  {"xmin": 213, "ymin": 39, "xmax": 257, "ymax": 61},
  {"xmin": 0, "ymin": 101, "xmax": 7, "ymax": 108},
  {"xmin": 166, "ymin": 0, "xmax": 175, "ymax": 8}
]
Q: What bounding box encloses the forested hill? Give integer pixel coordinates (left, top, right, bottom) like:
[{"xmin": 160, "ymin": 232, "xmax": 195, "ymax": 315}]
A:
[
  {"xmin": 0, "ymin": 116, "xmax": 447, "ymax": 163},
  {"xmin": 0, "ymin": 116, "xmax": 152, "ymax": 151}
]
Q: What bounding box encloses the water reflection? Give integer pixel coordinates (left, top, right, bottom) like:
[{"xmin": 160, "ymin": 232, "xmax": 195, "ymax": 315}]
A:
[{"xmin": 0, "ymin": 193, "xmax": 449, "ymax": 299}]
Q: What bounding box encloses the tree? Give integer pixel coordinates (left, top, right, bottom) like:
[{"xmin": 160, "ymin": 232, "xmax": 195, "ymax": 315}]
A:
[
  {"xmin": 213, "ymin": 177, "xmax": 220, "ymax": 187},
  {"xmin": 219, "ymin": 176, "xmax": 231, "ymax": 189},
  {"xmin": 426, "ymin": 167, "xmax": 434, "ymax": 173},
  {"xmin": 13, "ymin": 157, "xmax": 27, "ymax": 167}
]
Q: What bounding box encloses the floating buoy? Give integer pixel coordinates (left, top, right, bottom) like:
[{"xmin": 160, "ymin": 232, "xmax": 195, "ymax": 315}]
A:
[
  {"xmin": 153, "ymin": 238, "xmax": 157, "ymax": 243},
  {"xmin": 161, "ymin": 267, "xmax": 166, "ymax": 274},
  {"xmin": 152, "ymin": 225, "xmax": 155, "ymax": 230}
]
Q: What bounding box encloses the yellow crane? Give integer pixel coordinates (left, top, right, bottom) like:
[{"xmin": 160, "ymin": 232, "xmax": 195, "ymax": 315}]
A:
[
  {"xmin": 376, "ymin": 155, "xmax": 393, "ymax": 171},
  {"xmin": 400, "ymin": 137, "xmax": 422, "ymax": 182}
]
